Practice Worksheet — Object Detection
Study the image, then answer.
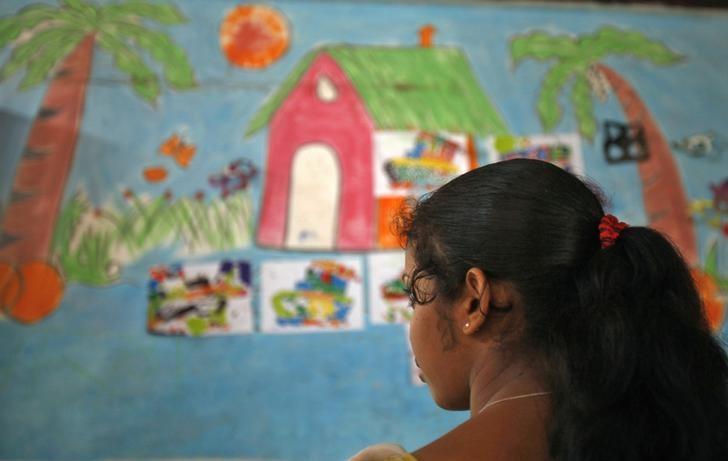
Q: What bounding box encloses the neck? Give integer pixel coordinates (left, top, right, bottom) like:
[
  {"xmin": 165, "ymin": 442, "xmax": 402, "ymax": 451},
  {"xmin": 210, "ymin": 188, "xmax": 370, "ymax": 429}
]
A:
[{"xmin": 468, "ymin": 352, "xmax": 544, "ymax": 417}]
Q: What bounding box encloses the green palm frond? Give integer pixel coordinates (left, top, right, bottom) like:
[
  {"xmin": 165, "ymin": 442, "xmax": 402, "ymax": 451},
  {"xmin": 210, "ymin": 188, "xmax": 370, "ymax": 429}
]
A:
[
  {"xmin": 570, "ymin": 73, "xmax": 597, "ymax": 140},
  {"xmin": 580, "ymin": 26, "xmax": 684, "ymax": 66},
  {"xmin": 0, "ymin": 25, "xmax": 81, "ymax": 82},
  {"xmin": 510, "ymin": 31, "xmax": 579, "ymax": 66},
  {"xmin": 19, "ymin": 30, "xmax": 85, "ymax": 89},
  {"xmin": 62, "ymin": 0, "xmax": 96, "ymax": 17},
  {"xmin": 105, "ymin": 21, "xmax": 195, "ymax": 89},
  {"xmin": 102, "ymin": 0, "xmax": 187, "ymax": 25},
  {"xmin": 0, "ymin": 0, "xmax": 195, "ymax": 102},
  {"xmin": 537, "ymin": 61, "xmax": 580, "ymax": 131},
  {"xmin": 97, "ymin": 31, "xmax": 160, "ymax": 103},
  {"xmin": 511, "ymin": 26, "xmax": 682, "ymax": 139},
  {"xmin": 0, "ymin": 4, "xmax": 61, "ymax": 48}
]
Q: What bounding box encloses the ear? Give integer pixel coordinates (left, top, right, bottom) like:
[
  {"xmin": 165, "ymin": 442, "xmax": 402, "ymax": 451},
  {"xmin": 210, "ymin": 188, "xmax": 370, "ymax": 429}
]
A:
[{"xmin": 459, "ymin": 267, "xmax": 490, "ymax": 336}]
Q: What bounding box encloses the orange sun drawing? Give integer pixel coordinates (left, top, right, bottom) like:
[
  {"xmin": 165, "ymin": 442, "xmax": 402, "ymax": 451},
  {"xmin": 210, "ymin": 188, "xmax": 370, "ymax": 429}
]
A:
[{"xmin": 220, "ymin": 4, "xmax": 290, "ymax": 69}]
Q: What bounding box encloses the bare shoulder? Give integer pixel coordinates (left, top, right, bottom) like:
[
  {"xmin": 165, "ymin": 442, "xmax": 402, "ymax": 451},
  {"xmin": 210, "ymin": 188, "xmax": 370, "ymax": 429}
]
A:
[{"xmin": 411, "ymin": 396, "xmax": 551, "ymax": 461}]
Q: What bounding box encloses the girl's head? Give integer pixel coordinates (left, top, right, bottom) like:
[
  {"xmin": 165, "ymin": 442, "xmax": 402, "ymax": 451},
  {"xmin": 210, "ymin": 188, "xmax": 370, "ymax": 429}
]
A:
[{"xmin": 398, "ymin": 159, "xmax": 728, "ymax": 460}]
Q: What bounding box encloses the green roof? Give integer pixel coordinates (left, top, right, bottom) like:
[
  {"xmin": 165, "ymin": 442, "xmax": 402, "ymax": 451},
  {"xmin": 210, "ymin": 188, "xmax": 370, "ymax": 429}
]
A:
[{"xmin": 245, "ymin": 46, "xmax": 508, "ymax": 137}]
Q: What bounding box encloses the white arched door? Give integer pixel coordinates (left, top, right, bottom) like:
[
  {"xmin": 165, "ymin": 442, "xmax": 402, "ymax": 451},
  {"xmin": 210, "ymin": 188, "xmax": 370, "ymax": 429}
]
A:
[{"xmin": 285, "ymin": 143, "xmax": 340, "ymax": 249}]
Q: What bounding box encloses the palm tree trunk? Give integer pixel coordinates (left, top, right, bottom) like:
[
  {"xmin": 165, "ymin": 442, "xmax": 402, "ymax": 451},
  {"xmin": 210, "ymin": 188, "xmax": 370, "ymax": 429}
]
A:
[
  {"xmin": 0, "ymin": 33, "xmax": 95, "ymax": 264},
  {"xmin": 596, "ymin": 63, "xmax": 698, "ymax": 266}
]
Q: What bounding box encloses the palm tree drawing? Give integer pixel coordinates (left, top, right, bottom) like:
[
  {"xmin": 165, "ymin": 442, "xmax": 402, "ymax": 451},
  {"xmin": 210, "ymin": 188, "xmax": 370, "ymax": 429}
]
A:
[
  {"xmin": 510, "ymin": 26, "xmax": 697, "ymax": 266},
  {"xmin": 0, "ymin": 0, "xmax": 196, "ymax": 323}
]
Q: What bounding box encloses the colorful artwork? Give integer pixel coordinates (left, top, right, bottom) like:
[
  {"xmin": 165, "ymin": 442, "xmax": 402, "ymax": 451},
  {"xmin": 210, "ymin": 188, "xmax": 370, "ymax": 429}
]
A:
[
  {"xmin": 247, "ymin": 33, "xmax": 507, "ymax": 251},
  {"xmin": 1, "ymin": 1, "xmax": 727, "ymax": 459},
  {"xmin": 0, "ymin": 0, "xmax": 196, "ymax": 323},
  {"xmin": 485, "ymin": 133, "xmax": 584, "ymax": 174},
  {"xmin": 159, "ymin": 132, "xmax": 197, "ymax": 169},
  {"xmin": 208, "ymin": 158, "xmax": 258, "ymax": 198},
  {"xmin": 260, "ymin": 259, "xmax": 364, "ymax": 333},
  {"xmin": 367, "ymin": 252, "xmax": 411, "ymax": 325},
  {"xmin": 220, "ymin": 4, "xmax": 290, "ymax": 69},
  {"xmin": 52, "ymin": 188, "xmax": 254, "ymax": 286},
  {"xmin": 382, "ymin": 131, "xmax": 468, "ymax": 190},
  {"xmin": 147, "ymin": 260, "xmax": 253, "ymax": 336},
  {"xmin": 511, "ymin": 26, "xmax": 697, "ymax": 266}
]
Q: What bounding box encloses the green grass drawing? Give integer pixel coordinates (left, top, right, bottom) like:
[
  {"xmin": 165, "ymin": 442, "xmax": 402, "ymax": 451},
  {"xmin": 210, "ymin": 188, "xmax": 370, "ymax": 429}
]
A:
[{"xmin": 51, "ymin": 190, "xmax": 254, "ymax": 286}]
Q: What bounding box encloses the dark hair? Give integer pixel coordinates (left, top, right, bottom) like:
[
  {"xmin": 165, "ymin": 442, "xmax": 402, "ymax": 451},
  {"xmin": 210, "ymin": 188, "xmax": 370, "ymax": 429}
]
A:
[{"xmin": 397, "ymin": 159, "xmax": 728, "ymax": 460}]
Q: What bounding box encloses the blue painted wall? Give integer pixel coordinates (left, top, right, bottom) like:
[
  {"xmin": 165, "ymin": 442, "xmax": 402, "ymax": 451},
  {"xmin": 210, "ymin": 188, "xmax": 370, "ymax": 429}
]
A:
[{"xmin": 1, "ymin": 1, "xmax": 727, "ymax": 459}]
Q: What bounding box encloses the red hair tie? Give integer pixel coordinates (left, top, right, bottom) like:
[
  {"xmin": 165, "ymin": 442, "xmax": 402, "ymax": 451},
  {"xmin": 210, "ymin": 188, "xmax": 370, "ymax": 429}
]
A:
[{"xmin": 599, "ymin": 214, "xmax": 629, "ymax": 249}]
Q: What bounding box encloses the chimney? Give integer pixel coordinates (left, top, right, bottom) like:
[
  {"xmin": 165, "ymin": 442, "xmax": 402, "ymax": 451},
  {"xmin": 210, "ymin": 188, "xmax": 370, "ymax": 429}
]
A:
[{"xmin": 419, "ymin": 24, "xmax": 436, "ymax": 48}]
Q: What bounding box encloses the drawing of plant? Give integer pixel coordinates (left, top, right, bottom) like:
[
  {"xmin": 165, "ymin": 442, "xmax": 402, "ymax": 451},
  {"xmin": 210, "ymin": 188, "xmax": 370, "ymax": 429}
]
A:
[
  {"xmin": 0, "ymin": 0, "xmax": 196, "ymax": 322},
  {"xmin": 511, "ymin": 26, "xmax": 695, "ymax": 264}
]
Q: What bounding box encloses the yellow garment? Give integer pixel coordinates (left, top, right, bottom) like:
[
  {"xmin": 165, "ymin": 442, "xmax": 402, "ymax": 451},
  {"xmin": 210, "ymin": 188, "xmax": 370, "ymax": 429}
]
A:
[{"xmin": 348, "ymin": 443, "xmax": 417, "ymax": 461}]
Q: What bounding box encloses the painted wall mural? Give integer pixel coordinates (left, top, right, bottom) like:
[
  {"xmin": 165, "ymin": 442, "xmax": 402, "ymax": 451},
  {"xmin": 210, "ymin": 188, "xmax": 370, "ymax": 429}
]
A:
[{"xmin": 0, "ymin": 1, "xmax": 726, "ymax": 460}]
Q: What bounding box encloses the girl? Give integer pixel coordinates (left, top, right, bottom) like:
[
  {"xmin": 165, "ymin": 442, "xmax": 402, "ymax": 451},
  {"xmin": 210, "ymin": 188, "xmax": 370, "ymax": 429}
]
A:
[{"xmin": 351, "ymin": 159, "xmax": 728, "ymax": 461}]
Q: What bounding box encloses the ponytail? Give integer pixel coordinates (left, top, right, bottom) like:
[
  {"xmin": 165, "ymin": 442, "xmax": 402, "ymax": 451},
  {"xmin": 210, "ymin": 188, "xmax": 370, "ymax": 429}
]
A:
[
  {"xmin": 548, "ymin": 226, "xmax": 728, "ymax": 460},
  {"xmin": 398, "ymin": 159, "xmax": 728, "ymax": 460}
]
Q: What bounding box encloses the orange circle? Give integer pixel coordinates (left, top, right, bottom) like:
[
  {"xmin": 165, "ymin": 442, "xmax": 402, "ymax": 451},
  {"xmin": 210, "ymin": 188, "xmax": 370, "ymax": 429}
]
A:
[
  {"xmin": 0, "ymin": 262, "xmax": 21, "ymax": 313},
  {"xmin": 6, "ymin": 261, "xmax": 64, "ymax": 324},
  {"xmin": 220, "ymin": 5, "xmax": 290, "ymax": 68}
]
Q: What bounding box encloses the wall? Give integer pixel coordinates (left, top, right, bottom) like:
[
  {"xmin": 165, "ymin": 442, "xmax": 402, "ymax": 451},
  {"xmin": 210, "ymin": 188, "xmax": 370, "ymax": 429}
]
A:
[{"xmin": 0, "ymin": 1, "xmax": 726, "ymax": 459}]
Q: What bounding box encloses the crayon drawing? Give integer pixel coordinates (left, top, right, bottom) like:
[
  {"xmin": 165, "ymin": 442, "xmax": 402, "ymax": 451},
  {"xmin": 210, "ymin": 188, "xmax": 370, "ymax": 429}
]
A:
[
  {"xmin": 52, "ymin": 189, "xmax": 254, "ymax": 286},
  {"xmin": 147, "ymin": 260, "xmax": 252, "ymax": 336},
  {"xmin": 260, "ymin": 258, "xmax": 364, "ymax": 333},
  {"xmin": 511, "ymin": 26, "xmax": 696, "ymax": 265},
  {"xmin": 247, "ymin": 29, "xmax": 507, "ymax": 251},
  {"xmin": 485, "ymin": 133, "xmax": 584, "ymax": 175},
  {"xmin": 0, "ymin": 0, "xmax": 196, "ymax": 323},
  {"xmin": 367, "ymin": 252, "xmax": 411, "ymax": 325}
]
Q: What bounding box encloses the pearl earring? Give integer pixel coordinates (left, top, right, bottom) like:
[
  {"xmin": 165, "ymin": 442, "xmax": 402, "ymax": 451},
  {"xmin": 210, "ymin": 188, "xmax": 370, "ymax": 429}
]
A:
[{"xmin": 465, "ymin": 322, "xmax": 470, "ymax": 329}]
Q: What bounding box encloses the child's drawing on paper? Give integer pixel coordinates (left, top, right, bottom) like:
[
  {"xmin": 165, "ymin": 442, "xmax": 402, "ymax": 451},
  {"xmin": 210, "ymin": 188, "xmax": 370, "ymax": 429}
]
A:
[
  {"xmin": 379, "ymin": 131, "xmax": 469, "ymax": 192},
  {"xmin": 485, "ymin": 134, "xmax": 584, "ymax": 174},
  {"xmin": 261, "ymin": 259, "xmax": 364, "ymax": 333},
  {"xmin": 368, "ymin": 252, "xmax": 411, "ymax": 325},
  {"xmin": 147, "ymin": 260, "xmax": 253, "ymax": 336}
]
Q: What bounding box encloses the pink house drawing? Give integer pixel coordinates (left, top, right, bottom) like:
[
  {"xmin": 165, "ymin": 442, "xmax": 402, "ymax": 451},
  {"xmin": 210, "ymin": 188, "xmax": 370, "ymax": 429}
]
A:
[{"xmin": 245, "ymin": 37, "xmax": 508, "ymax": 251}]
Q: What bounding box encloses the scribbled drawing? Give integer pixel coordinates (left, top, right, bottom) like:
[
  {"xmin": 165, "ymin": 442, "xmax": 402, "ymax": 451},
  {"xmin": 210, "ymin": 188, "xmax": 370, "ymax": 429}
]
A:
[
  {"xmin": 220, "ymin": 4, "xmax": 290, "ymax": 69},
  {"xmin": 0, "ymin": 0, "xmax": 196, "ymax": 323},
  {"xmin": 367, "ymin": 252, "xmax": 411, "ymax": 325},
  {"xmin": 671, "ymin": 131, "xmax": 727, "ymax": 163},
  {"xmin": 384, "ymin": 132, "xmax": 464, "ymax": 190},
  {"xmin": 208, "ymin": 158, "xmax": 258, "ymax": 199},
  {"xmin": 511, "ymin": 26, "xmax": 698, "ymax": 267},
  {"xmin": 485, "ymin": 133, "xmax": 584, "ymax": 174},
  {"xmin": 159, "ymin": 132, "xmax": 197, "ymax": 169},
  {"xmin": 261, "ymin": 258, "xmax": 364, "ymax": 333},
  {"xmin": 147, "ymin": 260, "xmax": 253, "ymax": 336},
  {"xmin": 246, "ymin": 27, "xmax": 507, "ymax": 251},
  {"xmin": 51, "ymin": 188, "xmax": 254, "ymax": 286},
  {"xmin": 602, "ymin": 120, "xmax": 649, "ymax": 164}
]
